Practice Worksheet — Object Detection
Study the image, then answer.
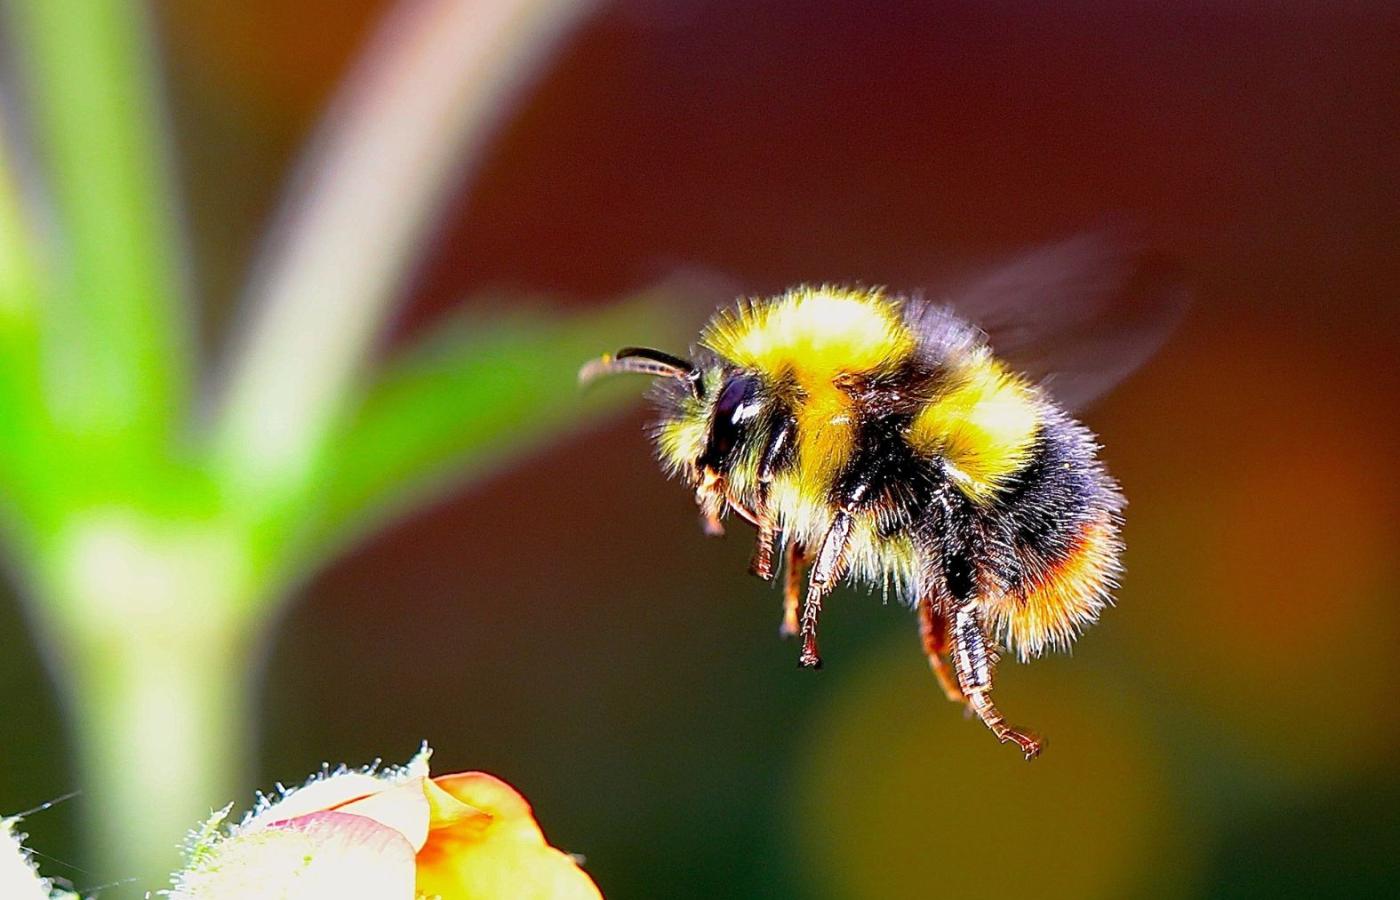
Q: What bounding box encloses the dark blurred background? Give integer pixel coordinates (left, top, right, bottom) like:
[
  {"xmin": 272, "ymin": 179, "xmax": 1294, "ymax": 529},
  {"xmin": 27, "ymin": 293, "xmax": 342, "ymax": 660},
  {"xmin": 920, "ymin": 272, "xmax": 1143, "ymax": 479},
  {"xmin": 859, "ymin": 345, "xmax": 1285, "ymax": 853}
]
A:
[{"xmin": 3, "ymin": 1, "xmax": 1397, "ymax": 897}]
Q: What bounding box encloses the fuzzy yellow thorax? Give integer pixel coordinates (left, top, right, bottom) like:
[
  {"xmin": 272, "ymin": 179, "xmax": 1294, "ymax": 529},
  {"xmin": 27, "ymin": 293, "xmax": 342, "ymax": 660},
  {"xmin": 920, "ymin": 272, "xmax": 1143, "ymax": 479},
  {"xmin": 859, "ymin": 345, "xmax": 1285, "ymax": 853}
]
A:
[{"xmin": 700, "ymin": 286, "xmax": 912, "ymax": 376}]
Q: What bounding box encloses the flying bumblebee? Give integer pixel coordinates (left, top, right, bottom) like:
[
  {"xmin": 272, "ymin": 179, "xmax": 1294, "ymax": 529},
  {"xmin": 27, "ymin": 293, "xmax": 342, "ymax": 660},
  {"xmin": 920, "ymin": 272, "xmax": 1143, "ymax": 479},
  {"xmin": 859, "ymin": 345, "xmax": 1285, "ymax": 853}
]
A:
[{"xmin": 581, "ymin": 235, "xmax": 1183, "ymax": 758}]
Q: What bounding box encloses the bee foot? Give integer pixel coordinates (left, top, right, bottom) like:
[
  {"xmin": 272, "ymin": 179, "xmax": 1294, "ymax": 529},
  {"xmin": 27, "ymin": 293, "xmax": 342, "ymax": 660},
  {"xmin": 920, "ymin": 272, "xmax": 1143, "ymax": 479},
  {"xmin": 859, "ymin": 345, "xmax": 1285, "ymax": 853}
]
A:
[
  {"xmin": 750, "ymin": 555, "xmax": 775, "ymax": 580},
  {"xmin": 1000, "ymin": 729, "xmax": 1043, "ymax": 760}
]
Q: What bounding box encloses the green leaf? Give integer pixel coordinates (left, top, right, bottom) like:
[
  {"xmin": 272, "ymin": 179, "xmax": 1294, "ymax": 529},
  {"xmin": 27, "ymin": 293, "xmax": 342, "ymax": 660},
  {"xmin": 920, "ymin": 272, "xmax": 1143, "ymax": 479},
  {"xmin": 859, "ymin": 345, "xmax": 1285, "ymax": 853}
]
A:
[
  {"xmin": 295, "ymin": 283, "xmax": 712, "ymax": 567},
  {"xmin": 3, "ymin": 0, "xmax": 190, "ymax": 444}
]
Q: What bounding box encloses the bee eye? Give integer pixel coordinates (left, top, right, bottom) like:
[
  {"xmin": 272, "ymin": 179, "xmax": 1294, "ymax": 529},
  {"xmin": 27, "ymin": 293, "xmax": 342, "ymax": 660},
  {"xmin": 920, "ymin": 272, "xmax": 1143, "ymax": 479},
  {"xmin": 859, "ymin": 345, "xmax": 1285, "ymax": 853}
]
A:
[{"xmin": 699, "ymin": 374, "xmax": 761, "ymax": 471}]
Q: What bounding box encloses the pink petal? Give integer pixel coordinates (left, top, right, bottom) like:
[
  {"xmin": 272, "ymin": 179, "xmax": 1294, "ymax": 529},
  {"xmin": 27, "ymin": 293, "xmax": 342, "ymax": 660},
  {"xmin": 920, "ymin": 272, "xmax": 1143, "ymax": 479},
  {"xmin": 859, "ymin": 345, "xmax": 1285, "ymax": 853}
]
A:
[
  {"xmin": 332, "ymin": 778, "xmax": 432, "ymax": 851},
  {"xmin": 172, "ymin": 811, "xmax": 416, "ymax": 900}
]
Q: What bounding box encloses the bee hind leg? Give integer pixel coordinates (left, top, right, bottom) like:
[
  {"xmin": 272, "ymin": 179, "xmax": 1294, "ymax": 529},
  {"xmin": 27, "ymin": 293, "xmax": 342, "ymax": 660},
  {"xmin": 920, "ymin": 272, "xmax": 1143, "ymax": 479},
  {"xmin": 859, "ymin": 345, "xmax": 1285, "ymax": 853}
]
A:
[
  {"xmin": 952, "ymin": 600, "xmax": 1042, "ymax": 760},
  {"xmin": 917, "ymin": 594, "xmax": 965, "ymax": 704}
]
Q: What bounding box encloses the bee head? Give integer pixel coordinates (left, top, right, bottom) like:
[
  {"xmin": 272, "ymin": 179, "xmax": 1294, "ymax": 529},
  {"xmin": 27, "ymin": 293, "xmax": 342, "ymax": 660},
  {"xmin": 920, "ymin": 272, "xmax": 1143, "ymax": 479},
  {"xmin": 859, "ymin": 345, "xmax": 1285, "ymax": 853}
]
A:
[
  {"xmin": 580, "ymin": 347, "xmax": 769, "ymax": 498},
  {"xmin": 693, "ymin": 370, "xmax": 765, "ymax": 474}
]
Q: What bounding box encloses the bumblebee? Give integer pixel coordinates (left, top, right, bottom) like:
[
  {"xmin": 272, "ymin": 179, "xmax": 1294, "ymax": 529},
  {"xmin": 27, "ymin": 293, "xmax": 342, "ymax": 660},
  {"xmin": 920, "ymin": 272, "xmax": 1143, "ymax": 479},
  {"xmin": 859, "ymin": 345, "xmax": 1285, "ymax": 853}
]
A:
[{"xmin": 582, "ymin": 236, "xmax": 1182, "ymax": 758}]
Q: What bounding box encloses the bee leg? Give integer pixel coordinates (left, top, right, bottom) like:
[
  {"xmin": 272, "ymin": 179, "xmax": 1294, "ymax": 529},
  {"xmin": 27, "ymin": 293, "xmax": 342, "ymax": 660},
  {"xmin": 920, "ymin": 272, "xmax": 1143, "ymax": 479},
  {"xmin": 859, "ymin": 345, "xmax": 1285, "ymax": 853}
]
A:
[
  {"xmin": 917, "ymin": 594, "xmax": 965, "ymax": 703},
  {"xmin": 749, "ymin": 411, "xmax": 797, "ymax": 580},
  {"xmin": 780, "ymin": 540, "xmax": 806, "ymax": 639},
  {"xmin": 952, "ymin": 601, "xmax": 1042, "ymax": 760},
  {"xmin": 799, "ymin": 511, "xmax": 854, "ymax": 668},
  {"xmin": 749, "ymin": 514, "xmax": 777, "ymax": 580},
  {"xmin": 697, "ymin": 482, "xmax": 726, "ymax": 536}
]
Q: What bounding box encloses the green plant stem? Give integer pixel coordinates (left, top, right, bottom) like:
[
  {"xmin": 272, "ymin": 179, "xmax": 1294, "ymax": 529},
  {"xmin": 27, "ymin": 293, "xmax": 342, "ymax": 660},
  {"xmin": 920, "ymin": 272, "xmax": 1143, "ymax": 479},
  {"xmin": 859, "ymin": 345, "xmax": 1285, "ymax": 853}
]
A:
[
  {"xmin": 65, "ymin": 623, "xmax": 252, "ymax": 892},
  {"xmin": 34, "ymin": 513, "xmax": 255, "ymax": 891},
  {"xmin": 0, "ymin": 115, "xmax": 39, "ymax": 314},
  {"xmin": 0, "ymin": 118, "xmax": 48, "ymax": 526}
]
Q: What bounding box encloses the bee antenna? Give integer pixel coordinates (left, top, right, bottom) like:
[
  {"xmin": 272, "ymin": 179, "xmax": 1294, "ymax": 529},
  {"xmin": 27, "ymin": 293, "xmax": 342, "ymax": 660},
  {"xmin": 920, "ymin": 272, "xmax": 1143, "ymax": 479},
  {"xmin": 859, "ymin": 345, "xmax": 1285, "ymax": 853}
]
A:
[{"xmin": 579, "ymin": 347, "xmax": 704, "ymax": 397}]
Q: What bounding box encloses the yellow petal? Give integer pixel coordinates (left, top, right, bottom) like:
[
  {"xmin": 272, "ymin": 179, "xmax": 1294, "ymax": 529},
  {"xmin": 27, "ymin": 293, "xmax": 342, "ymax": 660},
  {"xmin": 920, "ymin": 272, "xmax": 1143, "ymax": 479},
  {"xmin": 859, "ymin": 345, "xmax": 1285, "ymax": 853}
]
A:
[
  {"xmin": 415, "ymin": 774, "xmax": 601, "ymax": 899},
  {"xmin": 416, "ymin": 839, "xmax": 602, "ymax": 900},
  {"xmin": 430, "ymin": 773, "xmax": 542, "ymax": 842},
  {"xmin": 423, "ymin": 777, "xmax": 491, "ymax": 836}
]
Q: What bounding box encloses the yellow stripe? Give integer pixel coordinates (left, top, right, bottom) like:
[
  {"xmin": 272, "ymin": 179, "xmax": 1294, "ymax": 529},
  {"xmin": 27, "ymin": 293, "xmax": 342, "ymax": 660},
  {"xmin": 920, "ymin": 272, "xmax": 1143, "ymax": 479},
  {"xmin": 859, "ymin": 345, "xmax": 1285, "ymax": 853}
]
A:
[{"xmin": 907, "ymin": 352, "xmax": 1040, "ymax": 504}]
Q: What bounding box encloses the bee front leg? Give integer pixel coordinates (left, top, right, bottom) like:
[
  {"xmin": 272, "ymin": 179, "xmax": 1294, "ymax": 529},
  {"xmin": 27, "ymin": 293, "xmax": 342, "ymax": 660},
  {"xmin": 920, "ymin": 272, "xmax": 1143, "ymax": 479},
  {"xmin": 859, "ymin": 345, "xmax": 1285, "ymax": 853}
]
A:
[
  {"xmin": 750, "ymin": 515, "xmax": 778, "ymax": 581},
  {"xmin": 696, "ymin": 469, "xmax": 728, "ymax": 536},
  {"xmin": 952, "ymin": 601, "xmax": 1042, "ymax": 760},
  {"xmin": 917, "ymin": 594, "xmax": 965, "ymax": 704},
  {"xmin": 749, "ymin": 410, "xmax": 797, "ymax": 581},
  {"xmin": 799, "ymin": 510, "xmax": 854, "ymax": 668}
]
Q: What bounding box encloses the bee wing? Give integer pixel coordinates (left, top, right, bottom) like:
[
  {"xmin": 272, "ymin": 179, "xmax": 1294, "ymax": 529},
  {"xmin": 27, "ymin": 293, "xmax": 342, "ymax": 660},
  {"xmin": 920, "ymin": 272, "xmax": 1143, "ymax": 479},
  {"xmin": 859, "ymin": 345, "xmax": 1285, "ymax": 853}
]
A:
[{"xmin": 937, "ymin": 233, "xmax": 1189, "ymax": 412}]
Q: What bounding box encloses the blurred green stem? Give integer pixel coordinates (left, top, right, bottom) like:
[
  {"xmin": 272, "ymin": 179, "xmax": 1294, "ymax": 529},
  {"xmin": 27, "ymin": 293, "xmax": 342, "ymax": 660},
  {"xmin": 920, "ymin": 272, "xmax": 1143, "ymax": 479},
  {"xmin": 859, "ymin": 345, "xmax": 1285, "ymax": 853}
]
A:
[
  {"xmin": 212, "ymin": 0, "xmax": 597, "ymax": 521},
  {"xmin": 0, "ymin": 120, "xmax": 46, "ymax": 524},
  {"xmin": 67, "ymin": 646, "xmax": 248, "ymax": 894},
  {"xmin": 4, "ymin": 0, "xmax": 188, "ymax": 444},
  {"xmin": 0, "ymin": 116, "xmax": 40, "ymax": 314},
  {"xmin": 31, "ymin": 510, "xmax": 256, "ymax": 887}
]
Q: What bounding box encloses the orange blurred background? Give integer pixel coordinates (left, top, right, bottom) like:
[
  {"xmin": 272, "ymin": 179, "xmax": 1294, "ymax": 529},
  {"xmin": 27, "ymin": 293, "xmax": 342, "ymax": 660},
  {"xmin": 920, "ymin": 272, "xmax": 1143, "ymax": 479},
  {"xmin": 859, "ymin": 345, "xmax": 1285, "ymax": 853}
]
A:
[{"xmin": 2, "ymin": 2, "xmax": 1397, "ymax": 896}]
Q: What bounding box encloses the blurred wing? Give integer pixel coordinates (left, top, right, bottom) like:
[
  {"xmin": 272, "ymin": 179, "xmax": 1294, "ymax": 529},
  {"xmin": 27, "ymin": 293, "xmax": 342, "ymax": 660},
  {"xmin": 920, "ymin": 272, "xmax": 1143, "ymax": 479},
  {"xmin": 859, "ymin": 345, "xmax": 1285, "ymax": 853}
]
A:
[{"xmin": 938, "ymin": 233, "xmax": 1189, "ymax": 412}]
